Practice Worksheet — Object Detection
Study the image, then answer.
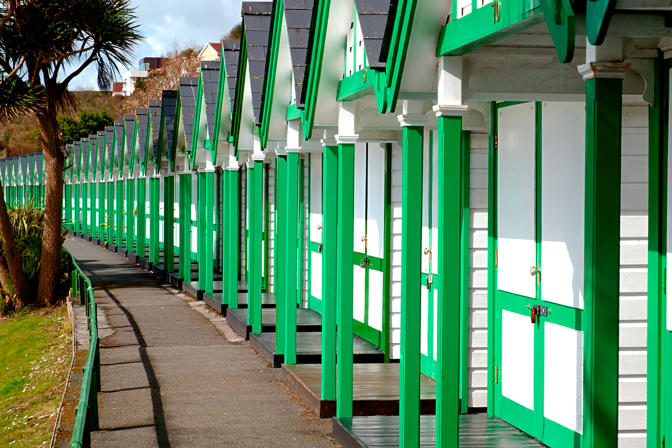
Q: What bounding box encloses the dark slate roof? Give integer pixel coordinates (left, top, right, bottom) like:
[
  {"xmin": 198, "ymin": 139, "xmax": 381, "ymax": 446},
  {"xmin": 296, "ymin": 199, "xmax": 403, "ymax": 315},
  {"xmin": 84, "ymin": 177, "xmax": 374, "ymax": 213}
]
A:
[
  {"xmin": 26, "ymin": 153, "xmax": 34, "ymax": 178},
  {"xmin": 222, "ymin": 40, "xmax": 241, "ymax": 114},
  {"xmin": 201, "ymin": 61, "xmax": 220, "ymax": 140},
  {"xmin": 105, "ymin": 126, "xmax": 114, "ymax": 167},
  {"xmin": 161, "ymin": 90, "xmax": 178, "ymax": 164},
  {"xmin": 13, "ymin": 158, "xmax": 19, "ymax": 179},
  {"xmin": 135, "ymin": 108, "xmax": 149, "ymax": 164},
  {"xmin": 20, "ymin": 155, "xmax": 27, "ymax": 178},
  {"xmin": 242, "ymin": 2, "xmax": 272, "ymax": 125},
  {"xmin": 178, "ymin": 77, "xmax": 198, "ymax": 153},
  {"xmin": 284, "ymin": 0, "xmax": 315, "ymax": 107},
  {"xmin": 35, "ymin": 153, "xmax": 42, "ymax": 177},
  {"xmin": 0, "ymin": 159, "xmax": 5, "ymax": 178},
  {"xmin": 148, "ymin": 100, "xmax": 162, "ymax": 164},
  {"xmin": 89, "ymin": 134, "xmax": 97, "ymax": 171},
  {"xmin": 81, "ymin": 138, "xmax": 89, "ymax": 171},
  {"xmin": 98, "ymin": 131, "xmax": 106, "ymax": 169},
  {"xmin": 73, "ymin": 142, "xmax": 81, "ymax": 173},
  {"xmin": 355, "ymin": 0, "xmax": 391, "ymax": 70},
  {"xmin": 114, "ymin": 121, "xmax": 124, "ymax": 166},
  {"xmin": 124, "ymin": 115, "xmax": 135, "ymax": 163}
]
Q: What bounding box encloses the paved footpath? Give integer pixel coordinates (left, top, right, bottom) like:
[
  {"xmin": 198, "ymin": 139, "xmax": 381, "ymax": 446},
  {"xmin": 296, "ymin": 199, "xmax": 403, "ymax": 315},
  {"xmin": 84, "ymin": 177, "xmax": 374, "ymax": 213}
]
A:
[{"xmin": 65, "ymin": 237, "xmax": 339, "ymax": 448}]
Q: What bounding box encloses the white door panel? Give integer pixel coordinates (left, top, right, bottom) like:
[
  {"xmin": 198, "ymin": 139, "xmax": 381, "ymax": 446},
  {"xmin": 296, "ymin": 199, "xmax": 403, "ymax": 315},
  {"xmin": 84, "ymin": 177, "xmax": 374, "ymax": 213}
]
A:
[
  {"xmin": 541, "ymin": 102, "xmax": 585, "ymax": 310},
  {"xmin": 421, "ymin": 286, "xmax": 429, "ymax": 356},
  {"xmin": 311, "ymin": 252, "xmax": 322, "ymax": 300},
  {"xmin": 422, "ymin": 135, "xmax": 431, "ymax": 273},
  {"xmin": 368, "ymin": 269, "xmax": 384, "ymax": 331},
  {"xmin": 354, "ymin": 143, "xmax": 367, "ymax": 253},
  {"xmin": 367, "ymin": 144, "xmax": 386, "ymax": 259},
  {"xmin": 502, "ymin": 310, "xmax": 535, "ymax": 409},
  {"xmin": 497, "ymin": 103, "xmax": 536, "ymax": 298},
  {"xmin": 310, "ymin": 154, "xmax": 323, "ymax": 243},
  {"xmin": 353, "ymin": 265, "xmax": 366, "ymax": 323},
  {"xmin": 431, "ymin": 130, "xmax": 439, "ymax": 275}
]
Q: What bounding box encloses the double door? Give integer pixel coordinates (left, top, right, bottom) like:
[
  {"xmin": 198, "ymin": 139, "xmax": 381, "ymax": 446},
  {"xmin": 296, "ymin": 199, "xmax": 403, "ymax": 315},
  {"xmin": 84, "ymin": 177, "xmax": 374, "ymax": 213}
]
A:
[{"xmin": 495, "ymin": 102, "xmax": 585, "ymax": 447}]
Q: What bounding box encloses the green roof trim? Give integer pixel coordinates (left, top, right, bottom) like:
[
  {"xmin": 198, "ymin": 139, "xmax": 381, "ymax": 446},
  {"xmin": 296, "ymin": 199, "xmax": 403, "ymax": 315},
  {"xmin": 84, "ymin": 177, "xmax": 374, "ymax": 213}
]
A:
[
  {"xmin": 300, "ymin": 0, "xmax": 329, "ymax": 140},
  {"xmin": 259, "ymin": 0, "xmax": 283, "ymax": 149},
  {"xmin": 232, "ymin": 29, "xmax": 248, "ymax": 155}
]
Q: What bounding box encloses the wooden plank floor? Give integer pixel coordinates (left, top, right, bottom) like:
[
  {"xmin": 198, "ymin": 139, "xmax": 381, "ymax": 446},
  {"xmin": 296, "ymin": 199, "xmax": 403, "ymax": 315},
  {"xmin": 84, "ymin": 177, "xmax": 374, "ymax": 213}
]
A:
[
  {"xmin": 228, "ymin": 307, "xmax": 321, "ymax": 339},
  {"xmin": 283, "ymin": 363, "xmax": 436, "ymax": 418},
  {"xmin": 333, "ymin": 415, "xmax": 546, "ymax": 448},
  {"xmin": 250, "ymin": 332, "xmax": 384, "ymax": 368}
]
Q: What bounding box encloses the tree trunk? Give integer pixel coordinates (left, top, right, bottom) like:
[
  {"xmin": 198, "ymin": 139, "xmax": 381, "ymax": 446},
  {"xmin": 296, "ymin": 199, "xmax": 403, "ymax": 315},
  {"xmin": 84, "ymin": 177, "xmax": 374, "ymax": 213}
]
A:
[
  {"xmin": 36, "ymin": 110, "xmax": 65, "ymax": 306},
  {"xmin": 0, "ymin": 178, "xmax": 30, "ymax": 305}
]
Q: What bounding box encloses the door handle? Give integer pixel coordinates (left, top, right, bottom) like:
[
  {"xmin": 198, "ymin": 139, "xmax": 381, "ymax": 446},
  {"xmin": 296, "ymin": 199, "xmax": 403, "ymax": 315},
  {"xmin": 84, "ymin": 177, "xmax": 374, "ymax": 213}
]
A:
[{"xmin": 426, "ymin": 275, "xmax": 433, "ymax": 290}]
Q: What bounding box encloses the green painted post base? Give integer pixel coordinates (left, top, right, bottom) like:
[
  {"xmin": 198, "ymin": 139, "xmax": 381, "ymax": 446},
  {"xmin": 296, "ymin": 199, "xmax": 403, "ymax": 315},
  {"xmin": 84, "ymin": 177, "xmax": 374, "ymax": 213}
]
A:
[
  {"xmin": 582, "ymin": 76, "xmax": 623, "ymax": 448},
  {"xmin": 136, "ymin": 177, "xmax": 146, "ymax": 258},
  {"xmin": 149, "ymin": 177, "xmax": 160, "ymax": 265},
  {"xmin": 336, "ymin": 143, "xmax": 355, "ymax": 418},
  {"xmin": 321, "ymin": 145, "xmax": 338, "ymax": 400},
  {"xmin": 436, "ymin": 115, "xmax": 463, "ymax": 447},
  {"xmin": 400, "ymin": 125, "xmax": 423, "ymax": 447},
  {"xmin": 163, "ymin": 175, "xmax": 175, "ymax": 273}
]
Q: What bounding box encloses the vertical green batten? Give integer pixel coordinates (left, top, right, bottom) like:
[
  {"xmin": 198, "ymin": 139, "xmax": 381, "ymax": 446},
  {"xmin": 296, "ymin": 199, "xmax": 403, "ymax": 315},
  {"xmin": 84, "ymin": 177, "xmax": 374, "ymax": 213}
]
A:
[
  {"xmin": 98, "ymin": 180, "xmax": 105, "ymax": 242},
  {"xmin": 276, "ymin": 156, "xmax": 287, "ymax": 354},
  {"xmin": 204, "ymin": 171, "xmax": 215, "ymax": 295},
  {"xmin": 136, "ymin": 177, "xmax": 146, "ymax": 258},
  {"xmin": 164, "ymin": 175, "xmax": 175, "ymax": 273},
  {"xmin": 487, "ymin": 102, "xmax": 497, "ymax": 416},
  {"xmin": 253, "ymin": 161, "xmax": 263, "ymax": 332},
  {"xmin": 436, "ymin": 115, "xmax": 463, "ymax": 447},
  {"xmin": 284, "ymin": 152, "xmax": 300, "ymax": 364},
  {"xmin": 247, "ymin": 164, "xmax": 259, "ymax": 330},
  {"xmin": 107, "ymin": 181, "xmax": 114, "ymax": 245},
  {"xmin": 179, "ymin": 173, "xmax": 192, "ymax": 282},
  {"xmin": 336, "ymin": 143, "xmax": 355, "ymax": 418},
  {"xmin": 125, "ymin": 178, "xmax": 134, "ymax": 253},
  {"xmin": 115, "ymin": 180, "xmax": 124, "ymax": 249},
  {"xmin": 149, "ymin": 176, "xmax": 160, "ymax": 265},
  {"xmin": 198, "ymin": 172, "xmax": 207, "ymax": 290},
  {"xmin": 459, "ymin": 130, "xmax": 471, "ymax": 414},
  {"xmin": 399, "ymin": 126, "xmax": 423, "ymax": 447},
  {"xmin": 321, "ymin": 145, "xmax": 338, "ymax": 400},
  {"xmin": 582, "ymin": 76, "xmax": 623, "ymax": 448},
  {"xmin": 90, "ymin": 181, "xmax": 96, "ymax": 238},
  {"xmin": 225, "ymin": 169, "xmax": 240, "ymax": 308}
]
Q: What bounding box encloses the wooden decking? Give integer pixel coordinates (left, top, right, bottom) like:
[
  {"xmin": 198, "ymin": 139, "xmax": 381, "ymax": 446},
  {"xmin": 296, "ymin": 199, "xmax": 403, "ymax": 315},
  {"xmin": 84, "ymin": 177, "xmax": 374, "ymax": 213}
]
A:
[
  {"xmin": 283, "ymin": 363, "xmax": 437, "ymax": 418},
  {"xmin": 333, "ymin": 415, "xmax": 545, "ymax": 448},
  {"xmin": 250, "ymin": 332, "xmax": 384, "ymax": 368},
  {"xmin": 228, "ymin": 307, "xmax": 321, "ymax": 339}
]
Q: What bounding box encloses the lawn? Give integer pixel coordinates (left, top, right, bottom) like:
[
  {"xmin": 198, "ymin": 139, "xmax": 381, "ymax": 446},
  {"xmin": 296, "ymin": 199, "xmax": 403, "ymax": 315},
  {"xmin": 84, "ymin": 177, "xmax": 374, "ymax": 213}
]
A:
[{"xmin": 0, "ymin": 307, "xmax": 72, "ymax": 447}]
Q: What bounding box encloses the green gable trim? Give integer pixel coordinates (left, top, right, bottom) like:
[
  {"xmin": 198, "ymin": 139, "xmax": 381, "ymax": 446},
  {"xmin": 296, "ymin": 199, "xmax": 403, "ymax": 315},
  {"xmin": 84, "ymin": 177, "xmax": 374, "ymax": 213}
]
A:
[
  {"xmin": 437, "ymin": 2, "xmax": 543, "ymax": 57},
  {"xmin": 286, "ymin": 103, "xmax": 301, "ymax": 121},
  {"xmin": 586, "ymin": 0, "xmax": 615, "ymax": 45},
  {"xmin": 260, "ymin": 0, "xmax": 284, "ymax": 149},
  {"xmin": 190, "ymin": 71, "xmax": 205, "ymax": 170},
  {"xmin": 336, "ymin": 69, "xmax": 375, "ymax": 102},
  {"xmin": 232, "ymin": 30, "xmax": 248, "ymax": 155},
  {"xmin": 382, "ymin": 0, "xmax": 416, "ymax": 114},
  {"xmin": 300, "ymin": 0, "xmax": 330, "ymax": 140},
  {"xmin": 211, "ymin": 55, "xmax": 228, "ymax": 163}
]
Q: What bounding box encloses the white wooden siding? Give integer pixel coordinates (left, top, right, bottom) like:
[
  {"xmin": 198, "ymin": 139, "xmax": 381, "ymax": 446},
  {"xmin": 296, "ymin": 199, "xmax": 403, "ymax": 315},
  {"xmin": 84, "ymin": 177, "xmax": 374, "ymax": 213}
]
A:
[
  {"xmin": 302, "ymin": 156, "xmax": 310, "ymax": 306},
  {"xmin": 267, "ymin": 162, "xmax": 276, "ymax": 294},
  {"xmin": 389, "ymin": 143, "xmax": 402, "ymax": 360}
]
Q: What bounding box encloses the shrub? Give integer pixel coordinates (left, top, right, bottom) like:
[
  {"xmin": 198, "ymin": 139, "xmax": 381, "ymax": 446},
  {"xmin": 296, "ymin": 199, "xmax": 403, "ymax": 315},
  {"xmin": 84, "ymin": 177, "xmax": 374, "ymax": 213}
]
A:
[{"xmin": 0, "ymin": 205, "xmax": 69, "ymax": 313}]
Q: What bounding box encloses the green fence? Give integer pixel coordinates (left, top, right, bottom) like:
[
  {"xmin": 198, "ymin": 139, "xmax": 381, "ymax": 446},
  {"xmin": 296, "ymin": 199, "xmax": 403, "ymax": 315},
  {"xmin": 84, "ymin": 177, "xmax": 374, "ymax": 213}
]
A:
[{"xmin": 68, "ymin": 254, "xmax": 100, "ymax": 448}]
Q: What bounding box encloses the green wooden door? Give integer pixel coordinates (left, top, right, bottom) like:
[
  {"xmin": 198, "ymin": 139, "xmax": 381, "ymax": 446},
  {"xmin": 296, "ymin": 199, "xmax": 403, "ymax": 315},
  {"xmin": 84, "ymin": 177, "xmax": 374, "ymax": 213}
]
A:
[
  {"xmin": 352, "ymin": 143, "xmax": 389, "ymax": 348},
  {"xmin": 308, "ymin": 153, "xmax": 324, "ymax": 313},
  {"xmin": 495, "ymin": 102, "xmax": 585, "ymax": 447}
]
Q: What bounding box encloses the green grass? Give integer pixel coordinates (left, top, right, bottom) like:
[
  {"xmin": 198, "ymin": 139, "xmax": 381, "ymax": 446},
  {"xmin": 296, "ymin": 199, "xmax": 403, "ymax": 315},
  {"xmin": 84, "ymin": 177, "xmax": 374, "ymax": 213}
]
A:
[{"xmin": 0, "ymin": 307, "xmax": 72, "ymax": 447}]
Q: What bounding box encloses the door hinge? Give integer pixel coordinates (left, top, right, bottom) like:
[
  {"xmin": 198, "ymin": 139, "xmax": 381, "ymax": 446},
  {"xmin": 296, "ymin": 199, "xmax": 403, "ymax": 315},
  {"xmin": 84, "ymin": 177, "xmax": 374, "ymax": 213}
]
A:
[
  {"xmin": 494, "ymin": 249, "xmax": 498, "ymax": 267},
  {"xmin": 495, "ymin": 365, "xmax": 498, "ymax": 384},
  {"xmin": 664, "ymin": 268, "xmax": 667, "ymax": 294},
  {"xmin": 493, "ymin": 132, "xmax": 498, "ymax": 150}
]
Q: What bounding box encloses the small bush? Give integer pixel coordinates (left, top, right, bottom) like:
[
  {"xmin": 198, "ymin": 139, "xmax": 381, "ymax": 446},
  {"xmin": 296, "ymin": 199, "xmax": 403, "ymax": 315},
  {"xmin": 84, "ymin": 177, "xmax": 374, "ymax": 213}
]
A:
[{"xmin": 0, "ymin": 204, "xmax": 70, "ymax": 313}]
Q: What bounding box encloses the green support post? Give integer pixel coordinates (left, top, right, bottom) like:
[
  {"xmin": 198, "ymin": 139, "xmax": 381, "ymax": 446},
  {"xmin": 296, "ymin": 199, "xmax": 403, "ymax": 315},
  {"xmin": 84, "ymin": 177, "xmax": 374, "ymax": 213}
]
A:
[
  {"xmin": 284, "ymin": 152, "xmax": 300, "ymax": 364},
  {"xmin": 225, "ymin": 168, "xmax": 240, "ymax": 308},
  {"xmin": 65, "ymin": 184, "xmax": 72, "ymax": 230},
  {"xmin": 198, "ymin": 171, "xmax": 215, "ymax": 295},
  {"xmin": 321, "ymin": 145, "xmax": 338, "ymax": 400},
  {"xmin": 149, "ymin": 176, "xmax": 160, "ymax": 265},
  {"xmin": 248, "ymin": 161, "xmax": 263, "ymax": 333},
  {"xmin": 107, "ymin": 180, "xmax": 114, "ymax": 245},
  {"xmin": 136, "ymin": 177, "xmax": 146, "ymax": 258},
  {"xmin": 400, "ymin": 125, "xmax": 423, "ymax": 447},
  {"xmin": 125, "ymin": 178, "xmax": 134, "ymax": 253},
  {"xmin": 98, "ymin": 180, "xmax": 105, "ymax": 242},
  {"xmin": 222, "ymin": 170, "xmax": 229, "ymax": 303},
  {"xmin": 74, "ymin": 183, "xmax": 81, "ymax": 234},
  {"xmin": 163, "ymin": 175, "xmax": 175, "ymax": 273},
  {"xmin": 275, "ymin": 157, "xmax": 286, "ymax": 353},
  {"xmin": 90, "ymin": 181, "xmax": 96, "ymax": 238},
  {"xmin": 336, "ymin": 142, "xmax": 355, "ymax": 418},
  {"xmin": 83, "ymin": 181, "xmax": 89, "ymax": 237},
  {"xmin": 179, "ymin": 173, "xmax": 192, "ymax": 282},
  {"xmin": 436, "ymin": 113, "xmax": 463, "ymax": 447},
  {"xmin": 582, "ymin": 74, "xmax": 623, "ymax": 447},
  {"xmin": 115, "ymin": 180, "xmax": 124, "ymax": 248}
]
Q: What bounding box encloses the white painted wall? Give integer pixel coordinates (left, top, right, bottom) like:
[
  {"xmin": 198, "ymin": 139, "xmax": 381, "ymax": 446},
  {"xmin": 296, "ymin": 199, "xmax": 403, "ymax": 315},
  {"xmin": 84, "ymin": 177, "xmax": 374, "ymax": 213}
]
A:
[
  {"xmin": 389, "ymin": 142, "xmax": 403, "ymax": 360},
  {"xmin": 302, "ymin": 156, "xmax": 310, "ymax": 306},
  {"xmin": 267, "ymin": 162, "xmax": 276, "ymax": 294}
]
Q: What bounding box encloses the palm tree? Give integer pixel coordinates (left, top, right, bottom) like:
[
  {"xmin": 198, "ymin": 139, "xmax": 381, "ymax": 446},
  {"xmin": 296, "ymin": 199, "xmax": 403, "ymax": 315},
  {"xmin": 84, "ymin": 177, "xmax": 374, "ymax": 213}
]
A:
[{"xmin": 0, "ymin": 0, "xmax": 141, "ymax": 306}]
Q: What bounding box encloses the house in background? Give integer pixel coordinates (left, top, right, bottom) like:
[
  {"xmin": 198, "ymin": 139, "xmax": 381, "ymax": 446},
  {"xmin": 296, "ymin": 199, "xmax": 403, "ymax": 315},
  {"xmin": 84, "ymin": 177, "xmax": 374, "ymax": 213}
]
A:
[{"xmin": 198, "ymin": 42, "xmax": 222, "ymax": 61}]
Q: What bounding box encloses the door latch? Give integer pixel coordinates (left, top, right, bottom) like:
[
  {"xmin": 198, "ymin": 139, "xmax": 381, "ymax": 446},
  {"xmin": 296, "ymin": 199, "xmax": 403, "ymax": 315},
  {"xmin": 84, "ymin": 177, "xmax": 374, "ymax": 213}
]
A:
[
  {"xmin": 426, "ymin": 275, "xmax": 433, "ymax": 290},
  {"xmin": 528, "ymin": 304, "xmax": 548, "ymax": 324},
  {"xmin": 318, "ymin": 243, "xmax": 323, "ymax": 253},
  {"xmin": 360, "ymin": 257, "xmax": 370, "ymax": 268}
]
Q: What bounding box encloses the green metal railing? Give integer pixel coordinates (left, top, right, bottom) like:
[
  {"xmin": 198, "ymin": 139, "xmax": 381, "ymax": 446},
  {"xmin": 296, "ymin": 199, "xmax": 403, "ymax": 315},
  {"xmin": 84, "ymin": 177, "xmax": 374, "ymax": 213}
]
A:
[{"xmin": 68, "ymin": 254, "xmax": 100, "ymax": 448}]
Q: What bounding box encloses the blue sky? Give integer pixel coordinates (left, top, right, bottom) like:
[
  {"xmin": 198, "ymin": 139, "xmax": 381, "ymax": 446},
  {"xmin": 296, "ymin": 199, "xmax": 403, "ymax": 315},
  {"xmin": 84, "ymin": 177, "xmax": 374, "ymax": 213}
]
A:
[{"xmin": 71, "ymin": 0, "xmax": 245, "ymax": 90}]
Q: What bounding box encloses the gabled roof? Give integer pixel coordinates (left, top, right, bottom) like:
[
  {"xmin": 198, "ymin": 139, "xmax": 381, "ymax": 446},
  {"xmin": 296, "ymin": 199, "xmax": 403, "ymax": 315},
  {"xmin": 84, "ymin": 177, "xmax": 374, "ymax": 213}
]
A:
[
  {"xmin": 26, "ymin": 153, "xmax": 34, "ymax": 180},
  {"xmin": 201, "ymin": 61, "xmax": 220, "ymax": 141},
  {"xmin": 73, "ymin": 141, "xmax": 81, "ymax": 177},
  {"xmin": 35, "ymin": 153, "xmax": 42, "ymax": 178},
  {"xmin": 148, "ymin": 100, "xmax": 162, "ymax": 170},
  {"xmin": 285, "ymin": 0, "xmax": 315, "ymax": 107},
  {"xmin": 80, "ymin": 138, "xmax": 89, "ymax": 174},
  {"xmin": 105, "ymin": 126, "xmax": 114, "ymax": 172},
  {"xmin": 355, "ymin": 0, "xmax": 391, "ymax": 70},
  {"xmin": 160, "ymin": 90, "xmax": 178, "ymax": 170},
  {"xmin": 222, "ymin": 40, "xmax": 241, "ymax": 114},
  {"xmin": 114, "ymin": 121, "xmax": 124, "ymax": 171},
  {"xmin": 19, "ymin": 155, "xmax": 27, "ymax": 180},
  {"xmin": 242, "ymin": 1, "xmax": 272, "ymax": 125},
  {"xmin": 135, "ymin": 108, "xmax": 149, "ymax": 170},
  {"xmin": 178, "ymin": 77, "xmax": 198, "ymax": 155},
  {"xmin": 124, "ymin": 114, "xmax": 135, "ymax": 169}
]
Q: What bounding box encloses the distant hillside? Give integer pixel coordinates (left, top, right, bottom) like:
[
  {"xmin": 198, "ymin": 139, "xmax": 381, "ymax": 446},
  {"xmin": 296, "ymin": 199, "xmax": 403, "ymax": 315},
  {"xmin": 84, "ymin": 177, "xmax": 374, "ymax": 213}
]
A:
[{"xmin": 0, "ymin": 47, "xmax": 200, "ymax": 157}]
